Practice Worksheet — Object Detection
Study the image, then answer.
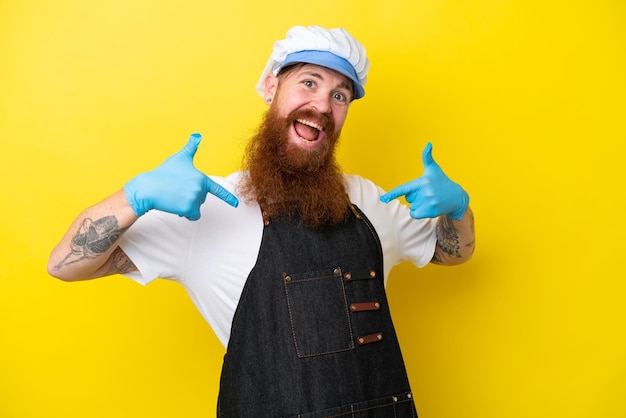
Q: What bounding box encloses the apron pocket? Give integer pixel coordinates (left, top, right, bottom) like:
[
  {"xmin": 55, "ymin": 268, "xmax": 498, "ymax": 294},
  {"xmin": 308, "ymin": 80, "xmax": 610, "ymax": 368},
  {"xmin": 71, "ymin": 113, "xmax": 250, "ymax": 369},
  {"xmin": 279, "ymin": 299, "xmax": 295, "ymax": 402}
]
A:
[{"xmin": 283, "ymin": 267, "xmax": 354, "ymax": 358}]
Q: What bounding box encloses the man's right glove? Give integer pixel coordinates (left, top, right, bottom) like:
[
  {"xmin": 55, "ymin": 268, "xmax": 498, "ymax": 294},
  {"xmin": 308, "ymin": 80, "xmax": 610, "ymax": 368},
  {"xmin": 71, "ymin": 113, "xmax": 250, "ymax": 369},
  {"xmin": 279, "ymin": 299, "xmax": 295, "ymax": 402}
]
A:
[{"xmin": 124, "ymin": 133, "xmax": 239, "ymax": 220}]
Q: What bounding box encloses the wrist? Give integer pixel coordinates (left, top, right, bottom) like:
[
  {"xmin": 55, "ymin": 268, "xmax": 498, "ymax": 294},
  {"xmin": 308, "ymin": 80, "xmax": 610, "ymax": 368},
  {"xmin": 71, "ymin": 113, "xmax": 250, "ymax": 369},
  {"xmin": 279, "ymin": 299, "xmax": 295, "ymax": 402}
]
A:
[
  {"xmin": 448, "ymin": 189, "xmax": 469, "ymax": 221},
  {"xmin": 123, "ymin": 178, "xmax": 149, "ymax": 217}
]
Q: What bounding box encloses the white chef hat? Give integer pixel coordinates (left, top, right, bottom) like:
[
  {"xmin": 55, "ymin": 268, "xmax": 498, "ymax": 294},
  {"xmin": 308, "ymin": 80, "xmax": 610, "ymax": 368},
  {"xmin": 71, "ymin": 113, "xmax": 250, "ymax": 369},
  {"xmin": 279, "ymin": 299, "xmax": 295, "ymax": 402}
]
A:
[{"xmin": 256, "ymin": 25, "xmax": 370, "ymax": 100}]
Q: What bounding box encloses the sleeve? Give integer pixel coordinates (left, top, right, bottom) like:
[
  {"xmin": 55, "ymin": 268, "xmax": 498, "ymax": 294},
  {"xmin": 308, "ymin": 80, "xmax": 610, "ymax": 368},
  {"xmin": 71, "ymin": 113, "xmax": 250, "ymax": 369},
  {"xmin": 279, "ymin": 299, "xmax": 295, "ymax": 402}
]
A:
[
  {"xmin": 345, "ymin": 175, "xmax": 438, "ymax": 278},
  {"xmin": 118, "ymin": 209, "xmax": 195, "ymax": 285}
]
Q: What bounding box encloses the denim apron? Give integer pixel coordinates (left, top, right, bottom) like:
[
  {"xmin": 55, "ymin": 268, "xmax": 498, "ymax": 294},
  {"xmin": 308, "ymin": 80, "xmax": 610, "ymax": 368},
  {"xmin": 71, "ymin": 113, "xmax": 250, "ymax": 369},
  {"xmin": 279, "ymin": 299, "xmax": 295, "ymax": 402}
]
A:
[{"xmin": 217, "ymin": 204, "xmax": 417, "ymax": 417}]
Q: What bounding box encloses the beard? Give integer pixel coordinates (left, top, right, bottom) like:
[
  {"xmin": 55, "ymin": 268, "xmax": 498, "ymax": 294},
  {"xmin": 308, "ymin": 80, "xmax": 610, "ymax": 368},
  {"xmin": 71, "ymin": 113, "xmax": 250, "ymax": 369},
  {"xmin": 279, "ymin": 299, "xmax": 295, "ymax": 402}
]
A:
[{"xmin": 238, "ymin": 105, "xmax": 349, "ymax": 228}]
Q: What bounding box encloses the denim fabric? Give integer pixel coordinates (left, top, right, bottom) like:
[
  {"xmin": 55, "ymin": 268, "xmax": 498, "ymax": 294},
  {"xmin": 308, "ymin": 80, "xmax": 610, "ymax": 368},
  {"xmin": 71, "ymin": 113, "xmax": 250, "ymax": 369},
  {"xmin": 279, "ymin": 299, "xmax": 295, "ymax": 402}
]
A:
[
  {"xmin": 291, "ymin": 392, "xmax": 416, "ymax": 417},
  {"xmin": 217, "ymin": 206, "xmax": 416, "ymax": 417}
]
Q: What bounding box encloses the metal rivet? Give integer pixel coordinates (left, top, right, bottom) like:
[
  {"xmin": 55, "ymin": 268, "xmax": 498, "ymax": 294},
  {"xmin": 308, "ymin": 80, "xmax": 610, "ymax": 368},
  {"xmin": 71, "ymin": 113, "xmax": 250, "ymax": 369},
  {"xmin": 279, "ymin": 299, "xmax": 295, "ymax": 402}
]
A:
[
  {"xmin": 333, "ymin": 268, "xmax": 341, "ymax": 275},
  {"xmin": 377, "ymin": 334, "xmax": 382, "ymax": 340},
  {"xmin": 393, "ymin": 396, "xmax": 398, "ymax": 402},
  {"xmin": 370, "ymin": 270, "xmax": 376, "ymax": 278},
  {"xmin": 284, "ymin": 275, "xmax": 291, "ymax": 282},
  {"xmin": 358, "ymin": 337, "xmax": 364, "ymax": 344},
  {"xmin": 375, "ymin": 302, "xmax": 380, "ymax": 308},
  {"xmin": 350, "ymin": 304, "xmax": 356, "ymax": 311},
  {"xmin": 407, "ymin": 393, "xmax": 412, "ymax": 399},
  {"xmin": 264, "ymin": 220, "xmax": 270, "ymax": 226},
  {"xmin": 345, "ymin": 272, "xmax": 352, "ymax": 280}
]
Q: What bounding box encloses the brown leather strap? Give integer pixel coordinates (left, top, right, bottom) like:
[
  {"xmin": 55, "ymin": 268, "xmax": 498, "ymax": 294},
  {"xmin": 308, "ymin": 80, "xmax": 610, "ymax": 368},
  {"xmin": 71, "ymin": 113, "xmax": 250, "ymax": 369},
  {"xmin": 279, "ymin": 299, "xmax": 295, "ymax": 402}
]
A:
[
  {"xmin": 344, "ymin": 269, "xmax": 377, "ymax": 281},
  {"xmin": 357, "ymin": 332, "xmax": 383, "ymax": 346},
  {"xmin": 350, "ymin": 302, "xmax": 381, "ymax": 312},
  {"xmin": 356, "ymin": 332, "xmax": 383, "ymax": 345}
]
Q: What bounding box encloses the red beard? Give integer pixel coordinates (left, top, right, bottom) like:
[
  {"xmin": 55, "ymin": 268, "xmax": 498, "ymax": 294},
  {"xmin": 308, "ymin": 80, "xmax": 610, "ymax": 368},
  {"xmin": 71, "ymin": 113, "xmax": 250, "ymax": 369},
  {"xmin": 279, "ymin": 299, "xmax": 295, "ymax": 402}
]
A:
[{"xmin": 238, "ymin": 106, "xmax": 349, "ymax": 228}]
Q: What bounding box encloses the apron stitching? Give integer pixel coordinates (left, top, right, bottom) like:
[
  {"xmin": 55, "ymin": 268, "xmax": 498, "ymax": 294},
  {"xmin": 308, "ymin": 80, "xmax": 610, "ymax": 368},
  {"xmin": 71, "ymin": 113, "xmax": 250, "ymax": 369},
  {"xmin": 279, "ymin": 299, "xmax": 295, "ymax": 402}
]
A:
[{"xmin": 283, "ymin": 272, "xmax": 356, "ymax": 358}]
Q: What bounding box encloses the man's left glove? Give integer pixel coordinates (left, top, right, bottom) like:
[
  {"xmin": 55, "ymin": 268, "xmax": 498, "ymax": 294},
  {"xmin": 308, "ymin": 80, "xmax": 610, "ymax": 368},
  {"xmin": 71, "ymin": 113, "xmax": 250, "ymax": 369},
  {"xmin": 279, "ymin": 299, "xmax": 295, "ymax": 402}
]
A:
[{"xmin": 380, "ymin": 142, "xmax": 469, "ymax": 220}]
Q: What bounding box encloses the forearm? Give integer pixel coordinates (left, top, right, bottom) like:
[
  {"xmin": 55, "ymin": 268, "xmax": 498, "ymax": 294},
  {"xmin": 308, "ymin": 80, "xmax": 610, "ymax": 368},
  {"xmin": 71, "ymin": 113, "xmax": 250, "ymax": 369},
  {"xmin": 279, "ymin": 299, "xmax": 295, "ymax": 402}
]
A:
[
  {"xmin": 432, "ymin": 207, "xmax": 475, "ymax": 265},
  {"xmin": 47, "ymin": 190, "xmax": 139, "ymax": 281}
]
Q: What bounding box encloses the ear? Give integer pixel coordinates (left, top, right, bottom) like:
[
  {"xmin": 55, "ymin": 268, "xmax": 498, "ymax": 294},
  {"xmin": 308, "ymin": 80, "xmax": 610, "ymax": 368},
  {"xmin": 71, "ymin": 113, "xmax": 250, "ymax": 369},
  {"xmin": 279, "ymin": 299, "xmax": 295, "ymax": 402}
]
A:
[{"xmin": 263, "ymin": 74, "xmax": 278, "ymax": 103}]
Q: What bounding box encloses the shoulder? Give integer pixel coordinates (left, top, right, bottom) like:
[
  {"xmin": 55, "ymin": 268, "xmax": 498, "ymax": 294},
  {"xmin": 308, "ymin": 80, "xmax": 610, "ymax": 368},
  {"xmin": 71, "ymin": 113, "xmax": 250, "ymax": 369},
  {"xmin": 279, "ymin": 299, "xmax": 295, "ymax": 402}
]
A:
[
  {"xmin": 343, "ymin": 173, "xmax": 437, "ymax": 269},
  {"xmin": 343, "ymin": 174, "xmax": 384, "ymax": 202},
  {"xmin": 211, "ymin": 172, "xmax": 243, "ymax": 193},
  {"xmin": 343, "ymin": 174, "xmax": 386, "ymax": 226}
]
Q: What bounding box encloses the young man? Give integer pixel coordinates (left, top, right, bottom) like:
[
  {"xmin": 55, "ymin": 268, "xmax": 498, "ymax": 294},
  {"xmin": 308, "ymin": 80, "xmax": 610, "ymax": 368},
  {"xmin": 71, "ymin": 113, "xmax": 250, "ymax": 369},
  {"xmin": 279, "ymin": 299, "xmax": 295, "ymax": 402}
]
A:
[{"xmin": 49, "ymin": 25, "xmax": 475, "ymax": 417}]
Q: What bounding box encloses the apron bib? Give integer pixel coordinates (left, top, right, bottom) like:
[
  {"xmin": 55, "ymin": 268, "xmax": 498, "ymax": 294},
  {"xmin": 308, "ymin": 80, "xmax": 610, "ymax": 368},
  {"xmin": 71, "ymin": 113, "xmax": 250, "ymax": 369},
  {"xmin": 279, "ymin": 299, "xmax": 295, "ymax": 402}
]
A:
[{"xmin": 218, "ymin": 205, "xmax": 417, "ymax": 417}]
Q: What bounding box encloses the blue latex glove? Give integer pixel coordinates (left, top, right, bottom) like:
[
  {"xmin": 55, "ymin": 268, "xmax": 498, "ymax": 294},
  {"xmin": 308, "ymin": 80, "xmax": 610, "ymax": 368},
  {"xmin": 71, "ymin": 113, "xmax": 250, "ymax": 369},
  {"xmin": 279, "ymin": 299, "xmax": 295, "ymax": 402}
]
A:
[
  {"xmin": 124, "ymin": 133, "xmax": 239, "ymax": 220},
  {"xmin": 380, "ymin": 143, "xmax": 469, "ymax": 220}
]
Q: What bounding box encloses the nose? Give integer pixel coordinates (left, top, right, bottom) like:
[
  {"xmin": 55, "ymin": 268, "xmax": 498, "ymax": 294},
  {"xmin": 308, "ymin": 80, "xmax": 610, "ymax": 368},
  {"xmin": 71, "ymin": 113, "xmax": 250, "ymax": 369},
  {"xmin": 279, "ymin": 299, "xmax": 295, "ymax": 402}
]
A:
[{"xmin": 310, "ymin": 93, "xmax": 331, "ymax": 114}]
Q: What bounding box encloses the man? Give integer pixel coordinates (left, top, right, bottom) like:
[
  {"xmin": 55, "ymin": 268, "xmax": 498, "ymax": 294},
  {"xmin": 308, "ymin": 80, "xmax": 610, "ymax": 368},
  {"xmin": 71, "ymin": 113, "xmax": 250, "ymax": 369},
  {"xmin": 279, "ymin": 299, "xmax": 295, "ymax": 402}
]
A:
[{"xmin": 49, "ymin": 25, "xmax": 475, "ymax": 417}]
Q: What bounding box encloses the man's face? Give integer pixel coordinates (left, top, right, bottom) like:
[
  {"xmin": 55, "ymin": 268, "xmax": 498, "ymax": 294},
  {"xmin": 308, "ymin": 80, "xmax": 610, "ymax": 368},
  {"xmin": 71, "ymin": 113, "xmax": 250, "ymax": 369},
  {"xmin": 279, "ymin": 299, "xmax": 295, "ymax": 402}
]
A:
[{"xmin": 265, "ymin": 64, "xmax": 353, "ymax": 153}]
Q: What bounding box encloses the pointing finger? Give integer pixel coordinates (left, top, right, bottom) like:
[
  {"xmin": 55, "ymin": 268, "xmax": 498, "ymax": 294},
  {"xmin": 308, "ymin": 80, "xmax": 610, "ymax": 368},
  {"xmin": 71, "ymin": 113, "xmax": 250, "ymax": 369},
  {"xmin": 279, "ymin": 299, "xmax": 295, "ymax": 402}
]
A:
[
  {"xmin": 205, "ymin": 176, "xmax": 239, "ymax": 208},
  {"xmin": 380, "ymin": 179, "xmax": 420, "ymax": 204}
]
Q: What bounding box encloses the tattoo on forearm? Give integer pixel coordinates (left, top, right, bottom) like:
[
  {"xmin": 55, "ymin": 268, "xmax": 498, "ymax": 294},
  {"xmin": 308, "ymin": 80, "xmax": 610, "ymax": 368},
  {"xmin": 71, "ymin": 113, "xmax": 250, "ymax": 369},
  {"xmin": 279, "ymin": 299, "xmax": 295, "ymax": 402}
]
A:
[
  {"xmin": 467, "ymin": 211, "xmax": 476, "ymax": 255},
  {"xmin": 434, "ymin": 215, "xmax": 461, "ymax": 260},
  {"xmin": 105, "ymin": 246, "xmax": 137, "ymax": 276},
  {"xmin": 54, "ymin": 216, "xmax": 128, "ymax": 270}
]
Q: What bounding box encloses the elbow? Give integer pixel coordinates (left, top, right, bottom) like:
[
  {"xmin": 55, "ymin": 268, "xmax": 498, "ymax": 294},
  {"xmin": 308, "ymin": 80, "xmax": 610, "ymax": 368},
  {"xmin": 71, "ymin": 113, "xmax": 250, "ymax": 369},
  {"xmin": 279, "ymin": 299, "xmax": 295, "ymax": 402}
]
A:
[
  {"xmin": 437, "ymin": 255, "xmax": 472, "ymax": 267},
  {"xmin": 431, "ymin": 245, "xmax": 475, "ymax": 266},
  {"xmin": 454, "ymin": 246, "xmax": 476, "ymax": 265},
  {"xmin": 47, "ymin": 256, "xmax": 82, "ymax": 282},
  {"xmin": 47, "ymin": 260, "xmax": 72, "ymax": 282},
  {"xmin": 448, "ymin": 245, "xmax": 475, "ymax": 266},
  {"xmin": 455, "ymin": 253, "xmax": 474, "ymax": 265}
]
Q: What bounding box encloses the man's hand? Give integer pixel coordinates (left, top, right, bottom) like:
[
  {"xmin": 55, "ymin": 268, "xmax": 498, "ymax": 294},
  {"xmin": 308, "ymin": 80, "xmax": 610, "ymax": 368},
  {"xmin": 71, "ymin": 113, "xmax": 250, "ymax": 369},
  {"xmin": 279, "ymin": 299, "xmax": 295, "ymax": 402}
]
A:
[
  {"xmin": 124, "ymin": 133, "xmax": 239, "ymax": 220},
  {"xmin": 380, "ymin": 143, "xmax": 469, "ymax": 220}
]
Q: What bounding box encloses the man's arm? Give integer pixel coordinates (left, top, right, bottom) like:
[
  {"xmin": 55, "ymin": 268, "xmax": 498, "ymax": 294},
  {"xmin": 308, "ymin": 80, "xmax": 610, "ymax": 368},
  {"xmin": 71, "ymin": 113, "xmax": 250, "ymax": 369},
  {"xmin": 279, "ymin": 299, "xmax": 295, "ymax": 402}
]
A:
[
  {"xmin": 431, "ymin": 207, "xmax": 475, "ymax": 265},
  {"xmin": 47, "ymin": 190, "xmax": 139, "ymax": 281},
  {"xmin": 380, "ymin": 143, "xmax": 475, "ymax": 266},
  {"xmin": 48, "ymin": 133, "xmax": 239, "ymax": 282}
]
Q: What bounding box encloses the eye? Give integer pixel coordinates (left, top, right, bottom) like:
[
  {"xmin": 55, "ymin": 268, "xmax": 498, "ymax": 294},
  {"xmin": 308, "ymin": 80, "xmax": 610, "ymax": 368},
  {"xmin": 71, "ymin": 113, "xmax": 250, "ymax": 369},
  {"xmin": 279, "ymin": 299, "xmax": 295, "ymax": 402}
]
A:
[
  {"xmin": 303, "ymin": 80, "xmax": 315, "ymax": 88},
  {"xmin": 333, "ymin": 92, "xmax": 348, "ymax": 104}
]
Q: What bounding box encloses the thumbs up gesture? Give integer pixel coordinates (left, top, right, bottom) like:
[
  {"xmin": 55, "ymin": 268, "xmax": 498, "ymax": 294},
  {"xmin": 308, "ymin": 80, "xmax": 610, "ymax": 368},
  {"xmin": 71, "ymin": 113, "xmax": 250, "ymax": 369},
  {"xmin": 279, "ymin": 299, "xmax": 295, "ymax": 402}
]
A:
[
  {"xmin": 380, "ymin": 143, "xmax": 469, "ymax": 220},
  {"xmin": 124, "ymin": 133, "xmax": 239, "ymax": 220}
]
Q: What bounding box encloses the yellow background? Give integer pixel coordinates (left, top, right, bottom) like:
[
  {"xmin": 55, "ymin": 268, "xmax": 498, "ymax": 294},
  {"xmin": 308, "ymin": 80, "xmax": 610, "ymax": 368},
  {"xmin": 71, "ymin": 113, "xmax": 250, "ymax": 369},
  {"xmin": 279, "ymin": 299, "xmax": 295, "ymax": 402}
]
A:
[{"xmin": 1, "ymin": 0, "xmax": 625, "ymax": 417}]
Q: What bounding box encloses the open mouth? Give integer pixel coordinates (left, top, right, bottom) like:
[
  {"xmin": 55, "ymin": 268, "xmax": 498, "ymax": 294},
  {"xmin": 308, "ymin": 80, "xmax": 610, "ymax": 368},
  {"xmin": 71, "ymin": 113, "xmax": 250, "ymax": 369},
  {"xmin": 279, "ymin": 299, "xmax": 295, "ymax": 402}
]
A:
[{"xmin": 294, "ymin": 119, "xmax": 324, "ymax": 142}]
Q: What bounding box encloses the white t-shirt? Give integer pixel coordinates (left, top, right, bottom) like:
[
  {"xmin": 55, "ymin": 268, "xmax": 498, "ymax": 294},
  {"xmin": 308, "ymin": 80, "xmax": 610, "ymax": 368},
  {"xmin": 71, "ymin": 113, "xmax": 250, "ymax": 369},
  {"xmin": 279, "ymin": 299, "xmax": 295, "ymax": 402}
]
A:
[{"xmin": 119, "ymin": 172, "xmax": 437, "ymax": 347}]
